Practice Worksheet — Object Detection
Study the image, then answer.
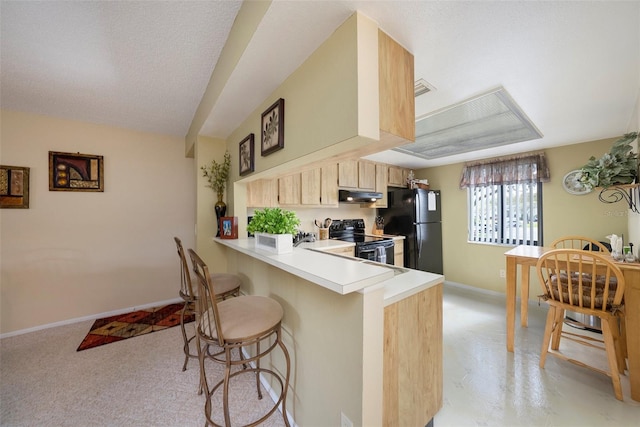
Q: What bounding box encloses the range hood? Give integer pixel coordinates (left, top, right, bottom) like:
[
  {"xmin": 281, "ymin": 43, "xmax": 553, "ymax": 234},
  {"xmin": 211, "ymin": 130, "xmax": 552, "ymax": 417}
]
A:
[{"xmin": 338, "ymin": 190, "xmax": 383, "ymax": 203}]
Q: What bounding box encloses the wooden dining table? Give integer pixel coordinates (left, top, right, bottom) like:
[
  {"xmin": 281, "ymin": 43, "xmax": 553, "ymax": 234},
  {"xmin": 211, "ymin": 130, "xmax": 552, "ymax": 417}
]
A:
[{"xmin": 505, "ymin": 244, "xmax": 640, "ymax": 402}]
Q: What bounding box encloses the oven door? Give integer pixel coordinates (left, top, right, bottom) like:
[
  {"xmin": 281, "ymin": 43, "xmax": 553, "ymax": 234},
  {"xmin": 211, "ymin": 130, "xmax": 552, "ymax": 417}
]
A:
[{"xmin": 356, "ymin": 243, "xmax": 394, "ymax": 265}]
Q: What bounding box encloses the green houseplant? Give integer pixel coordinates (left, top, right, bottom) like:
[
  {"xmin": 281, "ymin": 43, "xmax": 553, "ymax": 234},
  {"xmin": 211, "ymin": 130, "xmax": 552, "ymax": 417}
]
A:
[
  {"xmin": 200, "ymin": 150, "xmax": 231, "ymax": 236},
  {"xmin": 576, "ymin": 132, "xmax": 638, "ymax": 191},
  {"xmin": 247, "ymin": 207, "xmax": 301, "ymax": 254}
]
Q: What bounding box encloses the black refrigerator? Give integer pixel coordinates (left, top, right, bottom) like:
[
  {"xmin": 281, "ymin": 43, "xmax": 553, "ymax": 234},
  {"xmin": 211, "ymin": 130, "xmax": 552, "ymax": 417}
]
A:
[{"xmin": 378, "ymin": 188, "xmax": 443, "ymax": 274}]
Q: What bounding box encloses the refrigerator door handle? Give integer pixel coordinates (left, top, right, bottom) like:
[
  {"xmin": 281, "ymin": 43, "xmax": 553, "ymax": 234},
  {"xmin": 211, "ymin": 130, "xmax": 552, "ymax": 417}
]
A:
[{"xmin": 416, "ymin": 224, "xmax": 423, "ymax": 261}]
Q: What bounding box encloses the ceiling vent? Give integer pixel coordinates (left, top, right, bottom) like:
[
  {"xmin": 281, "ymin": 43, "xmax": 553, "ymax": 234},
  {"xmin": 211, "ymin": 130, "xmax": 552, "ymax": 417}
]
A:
[
  {"xmin": 414, "ymin": 78, "xmax": 436, "ymax": 97},
  {"xmin": 394, "ymin": 86, "xmax": 543, "ymax": 159}
]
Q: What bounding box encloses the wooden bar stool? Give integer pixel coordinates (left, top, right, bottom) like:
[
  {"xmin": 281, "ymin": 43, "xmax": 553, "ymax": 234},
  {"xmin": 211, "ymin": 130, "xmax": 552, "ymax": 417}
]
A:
[
  {"xmin": 188, "ymin": 248, "xmax": 291, "ymax": 427},
  {"xmin": 174, "ymin": 237, "xmax": 241, "ymax": 372},
  {"xmin": 536, "ymin": 248, "xmax": 626, "ymax": 400}
]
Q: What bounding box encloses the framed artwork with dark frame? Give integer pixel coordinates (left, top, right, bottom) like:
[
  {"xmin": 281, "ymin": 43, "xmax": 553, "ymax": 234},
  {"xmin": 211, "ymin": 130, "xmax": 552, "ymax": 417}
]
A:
[
  {"xmin": 261, "ymin": 98, "xmax": 285, "ymax": 156},
  {"xmin": 220, "ymin": 216, "xmax": 238, "ymax": 239},
  {"xmin": 239, "ymin": 133, "xmax": 255, "ymax": 176},
  {"xmin": 0, "ymin": 165, "xmax": 30, "ymax": 209},
  {"xmin": 49, "ymin": 151, "xmax": 104, "ymax": 192}
]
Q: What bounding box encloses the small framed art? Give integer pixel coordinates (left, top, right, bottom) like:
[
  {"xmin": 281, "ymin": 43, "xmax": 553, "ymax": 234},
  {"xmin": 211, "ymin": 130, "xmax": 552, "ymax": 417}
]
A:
[
  {"xmin": 220, "ymin": 216, "xmax": 238, "ymax": 239},
  {"xmin": 239, "ymin": 134, "xmax": 255, "ymax": 176},
  {"xmin": 49, "ymin": 151, "xmax": 104, "ymax": 192},
  {"xmin": 261, "ymin": 98, "xmax": 285, "ymax": 156},
  {"xmin": 0, "ymin": 165, "xmax": 30, "ymax": 209}
]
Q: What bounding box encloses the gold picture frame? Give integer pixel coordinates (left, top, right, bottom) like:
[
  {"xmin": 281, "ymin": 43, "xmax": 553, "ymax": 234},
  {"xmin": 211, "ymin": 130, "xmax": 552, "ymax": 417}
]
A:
[
  {"xmin": 49, "ymin": 151, "xmax": 104, "ymax": 192},
  {"xmin": 0, "ymin": 165, "xmax": 30, "ymax": 208}
]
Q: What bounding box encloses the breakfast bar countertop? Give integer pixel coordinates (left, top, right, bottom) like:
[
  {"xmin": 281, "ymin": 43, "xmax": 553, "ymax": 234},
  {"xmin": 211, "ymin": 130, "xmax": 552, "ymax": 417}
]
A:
[{"xmin": 215, "ymin": 237, "xmax": 444, "ymax": 303}]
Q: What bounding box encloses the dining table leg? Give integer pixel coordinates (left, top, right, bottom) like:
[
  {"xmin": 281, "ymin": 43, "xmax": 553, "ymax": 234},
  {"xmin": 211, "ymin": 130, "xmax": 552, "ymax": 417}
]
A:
[
  {"xmin": 506, "ymin": 256, "xmax": 517, "ymax": 352},
  {"xmin": 520, "ymin": 264, "xmax": 530, "ymax": 327}
]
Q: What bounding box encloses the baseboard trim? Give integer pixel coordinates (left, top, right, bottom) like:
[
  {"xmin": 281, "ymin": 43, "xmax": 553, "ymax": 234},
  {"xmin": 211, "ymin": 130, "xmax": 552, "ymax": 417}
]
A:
[
  {"xmin": 0, "ymin": 297, "xmax": 182, "ymax": 340},
  {"xmin": 444, "ymin": 280, "xmax": 506, "ymax": 298},
  {"xmin": 444, "ymin": 280, "xmax": 542, "ymax": 310},
  {"xmin": 240, "ymin": 347, "xmax": 297, "ymax": 427}
]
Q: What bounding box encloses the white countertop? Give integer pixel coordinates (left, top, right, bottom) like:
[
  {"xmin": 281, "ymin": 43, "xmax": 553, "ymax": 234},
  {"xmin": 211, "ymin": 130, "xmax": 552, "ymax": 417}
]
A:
[{"xmin": 215, "ymin": 237, "xmax": 443, "ymax": 305}]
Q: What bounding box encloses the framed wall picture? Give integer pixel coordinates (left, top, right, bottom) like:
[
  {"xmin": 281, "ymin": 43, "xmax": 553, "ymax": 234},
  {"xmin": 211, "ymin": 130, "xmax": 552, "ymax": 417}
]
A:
[
  {"xmin": 261, "ymin": 98, "xmax": 285, "ymax": 156},
  {"xmin": 49, "ymin": 151, "xmax": 104, "ymax": 192},
  {"xmin": 239, "ymin": 134, "xmax": 255, "ymax": 176},
  {"xmin": 0, "ymin": 165, "xmax": 30, "ymax": 209},
  {"xmin": 220, "ymin": 216, "xmax": 238, "ymax": 239}
]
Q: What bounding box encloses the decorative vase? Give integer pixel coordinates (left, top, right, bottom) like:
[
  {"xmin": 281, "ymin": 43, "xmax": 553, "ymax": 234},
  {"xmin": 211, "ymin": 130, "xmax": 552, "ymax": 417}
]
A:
[{"xmin": 214, "ymin": 192, "xmax": 226, "ymax": 237}]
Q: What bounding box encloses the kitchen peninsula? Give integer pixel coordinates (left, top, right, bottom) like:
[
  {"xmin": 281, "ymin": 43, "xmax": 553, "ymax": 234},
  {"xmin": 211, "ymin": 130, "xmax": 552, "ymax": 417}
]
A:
[{"xmin": 215, "ymin": 238, "xmax": 443, "ymax": 427}]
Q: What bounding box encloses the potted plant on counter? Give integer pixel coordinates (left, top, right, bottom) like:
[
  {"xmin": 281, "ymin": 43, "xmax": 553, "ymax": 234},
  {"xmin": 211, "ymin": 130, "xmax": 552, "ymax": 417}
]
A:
[{"xmin": 247, "ymin": 207, "xmax": 301, "ymax": 254}]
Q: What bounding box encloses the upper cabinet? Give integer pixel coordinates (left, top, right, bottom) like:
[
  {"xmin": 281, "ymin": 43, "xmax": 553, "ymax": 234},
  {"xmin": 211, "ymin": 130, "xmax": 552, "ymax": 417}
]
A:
[
  {"xmin": 320, "ymin": 163, "xmax": 339, "ymax": 207},
  {"xmin": 247, "ymin": 161, "xmax": 406, "ymax": 209},
  {"xmin": 378, "ymin": 30, "xmax": 415, "ymax": 145},
  {"xmin": 247, "ymin": 179, "xmax": 279, "ymax": 207},
  {"xmin": 388, "ymin": 166, "xmax": 410, "ymax": 188},
  {"xmin": 338, "ymin": 160, "xmax": 375, "ymax": 190},
  {"xmin": 277, "ymin": 164, "xmax": 339, "ymax": 208},
  {"xmin": 278, "ymin": 174, "xmax": 302, "ymax": 206},
  {"xmin": 374, "ymin": 163, "xmax": 389, "ymax": 208}
]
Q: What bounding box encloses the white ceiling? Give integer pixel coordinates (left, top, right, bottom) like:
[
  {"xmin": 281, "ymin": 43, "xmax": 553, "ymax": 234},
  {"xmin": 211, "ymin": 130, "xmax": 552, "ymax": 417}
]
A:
[{"xmin": 2, "ymin": 1, "xmax": 639, "ymax": 169}]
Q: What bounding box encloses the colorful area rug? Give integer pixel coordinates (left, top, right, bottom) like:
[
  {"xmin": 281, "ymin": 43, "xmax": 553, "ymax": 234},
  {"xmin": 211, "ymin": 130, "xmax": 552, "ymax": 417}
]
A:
[{"xmin": 77, "ymin": 303, "xmax": 194, "ymax": 351}]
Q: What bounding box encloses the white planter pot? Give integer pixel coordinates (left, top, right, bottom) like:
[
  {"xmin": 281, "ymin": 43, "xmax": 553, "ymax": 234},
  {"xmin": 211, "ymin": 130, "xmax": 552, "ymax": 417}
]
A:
[{"xmin": 254, "ymin": 232, "xmax": 293, "ymax": 254}]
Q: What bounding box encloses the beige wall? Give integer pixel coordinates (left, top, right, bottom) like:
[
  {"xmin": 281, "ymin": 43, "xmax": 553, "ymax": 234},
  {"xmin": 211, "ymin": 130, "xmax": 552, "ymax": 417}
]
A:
[
  {"xmin": 226, "ymin": 250, "xmax": 381, "ymax": 427},
  {"xmin": 421, "ymin": 137, "xmax": 630, "ymax": 296},
  {"xmin": 194, "ymin": 136, "xmax": 229, "ymax": 272},
  {"xmin": 222, "ymin": 13, "xmax": 380, "ymax": 223},
  {"xmin": 0, "ymin": 110, "xmax": 195, "ymax": 334}
]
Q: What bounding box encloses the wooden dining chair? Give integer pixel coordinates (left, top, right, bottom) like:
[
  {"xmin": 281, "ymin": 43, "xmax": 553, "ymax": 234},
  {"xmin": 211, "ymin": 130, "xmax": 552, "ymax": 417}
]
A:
[
  {"xmin": 174, "ymin": 237, "xmax": 241, "ymax": 372},
  {"xmin": 550, "ymin": 235, "xmax": 610, "ymax": 252},
  {"xmin": 536, "ymin": 248, "xmax": 626, "ymax": 400},
  {"xmin": 188, "ymin": 248, "xmax": 291, "ymax": 427}
]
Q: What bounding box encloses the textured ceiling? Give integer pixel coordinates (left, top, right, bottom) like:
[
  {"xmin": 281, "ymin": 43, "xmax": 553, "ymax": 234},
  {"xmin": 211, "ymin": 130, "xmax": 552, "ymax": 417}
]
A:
[
  {"xmin": 2, "ymin": 1, "xmax": 639, "ymax": 168},
  {"xmin": 0, "ymin": 0, "xmax": 242, "ymax": 136}
]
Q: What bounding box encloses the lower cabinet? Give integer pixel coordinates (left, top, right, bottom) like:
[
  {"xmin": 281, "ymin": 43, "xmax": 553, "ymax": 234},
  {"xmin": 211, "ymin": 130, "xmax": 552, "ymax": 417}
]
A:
[
  {"xmin": 322, "ymin": 245, "xmax": 355, "ymax": 257},
  {"xmin": 383, "ymin": 284, "xmax": 443, "ymax": 426},
  {"xmin": 392, "ymin": 236, "xmax": 404, "ymax": 267}
]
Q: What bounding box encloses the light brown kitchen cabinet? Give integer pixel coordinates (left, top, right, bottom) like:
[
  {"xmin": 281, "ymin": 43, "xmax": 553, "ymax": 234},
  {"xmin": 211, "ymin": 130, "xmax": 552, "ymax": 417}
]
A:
[
  {"xmin": 247, "ymin": 179, "xmax": 278, "ymax": 207},
  {"xmin": 379, "ymin": 30, "xmax": 415, "ymax": 144},
  {"xmin": 277, "ymin": 165, "xmax": 338, "ymax": 207},
  {"xmin": 338, "ymin": 160, "xmax": 358, "ymax": 188},
  {"xmin": 374, "ymin": 163, "xmax": 388, "ymax": 208},
  {"xmin": 322, "ymin": 245, "xmax": 355, "ymax": 257},
  {"xmin": 300, "ymin": 169, "xmax": 320, "ymax": 205},
  {"xmin": 391, "ymin": 236, "xmax": 404, "ymax": 267},
  {"xmin": 278, "ymin": 174, "xmax": 302, "ymax": 205},
  {"xmin": 320, "ymin": 163, "xmax": 339, "ymax": 207},
  {"xmin": 338, "ymin": 160, "xmax": 375, "ymax": 190},
  {"xmin": 388, "ymin": 166, "xmax": 409, "ymax": 188},
  {"xmin": 358, "ymin": 160, "xmax": 376, "ymax": 190},
  {"xmin": 384, "ymin": 284, "xmax": 442, "ymax": 426}
]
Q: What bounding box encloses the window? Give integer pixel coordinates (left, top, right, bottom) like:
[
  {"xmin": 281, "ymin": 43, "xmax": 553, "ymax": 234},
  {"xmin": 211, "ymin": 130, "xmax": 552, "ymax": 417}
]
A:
[
  {"xmin": 468, "ymin": 182, "xmax": 542, "ymax": 245},
  {"xmin": 460, "ymin": 152, "xmax": 549, "ymax": 246}
]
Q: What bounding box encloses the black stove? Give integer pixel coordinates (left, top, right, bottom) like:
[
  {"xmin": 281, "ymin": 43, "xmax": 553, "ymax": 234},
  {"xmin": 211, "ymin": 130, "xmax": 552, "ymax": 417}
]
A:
[{"xmin": 329, "ymin": 219, "xmax": 395, "ymax": 264}]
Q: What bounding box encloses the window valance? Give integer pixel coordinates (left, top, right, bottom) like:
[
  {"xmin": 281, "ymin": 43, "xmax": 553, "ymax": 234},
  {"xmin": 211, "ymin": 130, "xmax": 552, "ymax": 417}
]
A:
[{"xmin": 459, "ymin": 152, "xmax": 550, "ymax": 188}]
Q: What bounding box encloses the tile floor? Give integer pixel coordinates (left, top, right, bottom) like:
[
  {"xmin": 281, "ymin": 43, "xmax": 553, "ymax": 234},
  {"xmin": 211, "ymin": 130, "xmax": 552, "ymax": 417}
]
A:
[{"xmin": 435, "ymin": 284, "xmax": 640, "ymax": 426}]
